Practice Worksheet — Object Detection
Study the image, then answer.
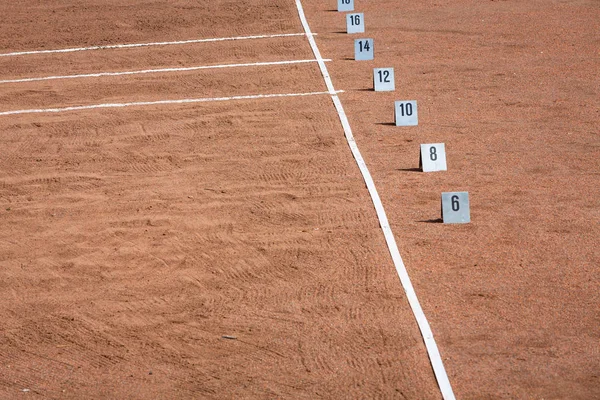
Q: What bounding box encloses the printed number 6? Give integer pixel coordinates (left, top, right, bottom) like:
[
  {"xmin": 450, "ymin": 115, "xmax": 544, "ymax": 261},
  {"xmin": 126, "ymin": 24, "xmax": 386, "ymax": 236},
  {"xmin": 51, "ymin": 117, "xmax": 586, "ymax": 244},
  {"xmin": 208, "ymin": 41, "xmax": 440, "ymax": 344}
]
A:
[{"xmin": 451, "ymin": 195, "xmax": 460, "ymax": 212}]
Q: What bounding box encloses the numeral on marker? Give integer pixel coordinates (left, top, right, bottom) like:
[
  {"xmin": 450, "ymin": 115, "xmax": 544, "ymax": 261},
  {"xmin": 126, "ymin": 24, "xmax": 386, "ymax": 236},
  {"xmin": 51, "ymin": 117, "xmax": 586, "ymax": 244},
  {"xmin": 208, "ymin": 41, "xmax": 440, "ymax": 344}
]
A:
[
  {"xmin": 346, "ymin": 13, "xmax": 365, "ymax": 34},
  {"xmin": 441, "ymin": 192, "xmax": 470, "ymax": 224},
  {"xmin": 354, "ymin": 38, "xmax": 374, "ymax": 60},
  {"xmin": 373, "ymin": 68, "xmax": 395, "ymax": 91},
  {"xmin": 419, "ymin": 143, "xmax": 447, "ymax": 172},
  {"xmin": 394, "ymin": 100, "xmax": 418, "ymax": 126},
  {"xmin": 338, "ymin": 0, "xmax": 354, "ymax": 12}
]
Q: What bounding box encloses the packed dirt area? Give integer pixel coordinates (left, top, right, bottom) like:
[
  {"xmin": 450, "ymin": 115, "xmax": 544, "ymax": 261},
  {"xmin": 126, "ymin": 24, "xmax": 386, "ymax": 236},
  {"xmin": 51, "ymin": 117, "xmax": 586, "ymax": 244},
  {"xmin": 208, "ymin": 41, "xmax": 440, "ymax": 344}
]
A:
[{"xmin": 0, "ymin": 0, "xmax": 598, "ymax": 399}]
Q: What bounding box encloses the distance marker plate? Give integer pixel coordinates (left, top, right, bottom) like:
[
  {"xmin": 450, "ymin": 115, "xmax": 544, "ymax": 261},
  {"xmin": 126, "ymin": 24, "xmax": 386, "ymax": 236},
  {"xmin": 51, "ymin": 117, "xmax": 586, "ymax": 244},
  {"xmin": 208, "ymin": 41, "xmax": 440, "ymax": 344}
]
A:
[
  {"xmin": 395, "ymin": 100, "xmax": 418, "ymax": 126},
  {"xmin": 374, "ymin": 68, "xmax": 395, "ymax": 91},
  {"xmin": 355, "ymin": 38, "xmax": 374, "ymax": 60},
  {"xmin": 346, "ymin": 13, "xmax": 365, "ymax": 34},
  {"xmin": 441, "ymin": 192, "xmax": 470, "ymax": 224},
  {"xmin": 419, "ymin": 143, "xmax": 447, "ymax": 172},
  {"xmin": 338, "ymin": 0, "xmax": 354, "ymax": 12}
]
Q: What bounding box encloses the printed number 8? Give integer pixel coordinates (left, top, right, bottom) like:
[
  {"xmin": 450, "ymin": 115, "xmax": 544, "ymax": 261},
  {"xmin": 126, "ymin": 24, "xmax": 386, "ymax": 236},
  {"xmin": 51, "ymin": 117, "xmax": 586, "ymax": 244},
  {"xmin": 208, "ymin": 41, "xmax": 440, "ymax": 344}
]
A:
[{"xmin": 429, "ymin": 146, "xmax": 438, "ymax": 161}]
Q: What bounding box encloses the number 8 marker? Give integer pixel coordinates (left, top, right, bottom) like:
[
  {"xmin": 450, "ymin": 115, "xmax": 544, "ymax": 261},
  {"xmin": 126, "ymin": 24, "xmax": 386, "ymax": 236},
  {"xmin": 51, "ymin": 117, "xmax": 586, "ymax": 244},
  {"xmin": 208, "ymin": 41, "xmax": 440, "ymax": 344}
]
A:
[{"xmin": 419, "ymin": 143, "xmax": 447, "ymax": 172}]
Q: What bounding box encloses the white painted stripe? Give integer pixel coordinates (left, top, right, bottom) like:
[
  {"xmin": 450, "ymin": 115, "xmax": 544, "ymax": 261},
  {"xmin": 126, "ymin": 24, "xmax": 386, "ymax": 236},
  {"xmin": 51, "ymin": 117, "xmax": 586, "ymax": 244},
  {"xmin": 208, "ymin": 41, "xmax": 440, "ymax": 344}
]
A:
[
  {"xmin": 0, "ymin": 33, "xmax": 311, "ymax": 58},
  {"xmin": 0, "ymin": 90, "xmax": 343, "ymax": 117},
  {"xmin": 294, "ymin": 1, "xmax": 456, "ymax": 399},
  {"xmin": 0, "ymin": 59, "xmax": 330, "ymax": 84}
]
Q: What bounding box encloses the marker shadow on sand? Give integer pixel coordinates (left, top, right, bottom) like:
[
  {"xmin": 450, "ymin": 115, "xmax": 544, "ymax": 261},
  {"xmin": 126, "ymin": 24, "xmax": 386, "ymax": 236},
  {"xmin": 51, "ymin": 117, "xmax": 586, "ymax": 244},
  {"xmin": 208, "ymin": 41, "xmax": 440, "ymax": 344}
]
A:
[
  {"xmin": 396, "ymin": 167, "xmax": 421, "ymax": 172},
  {"xmin": 419, "ymin": 218, "xmax": 443, "ymax": 224}
]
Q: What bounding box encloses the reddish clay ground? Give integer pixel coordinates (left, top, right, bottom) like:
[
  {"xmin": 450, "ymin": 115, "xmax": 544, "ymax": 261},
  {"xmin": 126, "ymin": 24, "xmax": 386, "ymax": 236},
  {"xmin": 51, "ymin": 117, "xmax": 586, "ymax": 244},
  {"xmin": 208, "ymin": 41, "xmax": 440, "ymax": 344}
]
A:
[{"xmin": 1, "ymin": 1, "xmax": 598, "ymax": 399}]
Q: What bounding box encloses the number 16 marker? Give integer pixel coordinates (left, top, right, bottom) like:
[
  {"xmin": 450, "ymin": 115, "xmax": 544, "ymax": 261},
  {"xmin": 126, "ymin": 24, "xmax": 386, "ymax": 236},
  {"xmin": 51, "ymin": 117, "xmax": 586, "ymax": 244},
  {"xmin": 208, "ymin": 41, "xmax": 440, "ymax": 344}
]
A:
[{"xmin": 346, "ymin": 13, "xmax": 365, "ymax": 34}]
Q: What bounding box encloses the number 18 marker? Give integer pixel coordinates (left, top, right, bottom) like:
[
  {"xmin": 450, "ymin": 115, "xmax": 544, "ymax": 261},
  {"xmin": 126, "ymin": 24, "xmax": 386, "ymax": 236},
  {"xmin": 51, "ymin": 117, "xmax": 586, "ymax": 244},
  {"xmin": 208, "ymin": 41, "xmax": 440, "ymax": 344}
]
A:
[{"xmin": 338, "ymin": 0, "xmax": 354, "ymax": 12}]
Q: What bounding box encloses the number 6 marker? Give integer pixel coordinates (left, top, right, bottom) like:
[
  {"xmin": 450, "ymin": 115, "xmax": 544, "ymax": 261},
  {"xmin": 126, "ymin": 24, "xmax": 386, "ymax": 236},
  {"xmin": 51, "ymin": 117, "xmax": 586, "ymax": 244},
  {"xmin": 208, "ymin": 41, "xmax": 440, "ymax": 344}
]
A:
[
  {"xmin": 419, "ymin": 143, "xmax": 447, "ymax": 172},
  {"xmin": 395, "ymin": 100, "xmax": 418, "ymax": 126},
  {"xmin": 346, "ymin": 13, "xmax": 365, "ymax": 34},
  {"xmin": 441, "ymin": 192, "xmax": 470, "ymax": 224}
]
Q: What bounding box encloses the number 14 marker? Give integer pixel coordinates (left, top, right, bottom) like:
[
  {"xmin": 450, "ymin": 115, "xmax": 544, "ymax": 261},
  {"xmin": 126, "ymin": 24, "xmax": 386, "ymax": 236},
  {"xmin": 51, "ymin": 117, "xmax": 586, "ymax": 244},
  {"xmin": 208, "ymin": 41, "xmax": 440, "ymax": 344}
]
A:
[{"xmin": 355, "ymin": 38, "xmax": 373, "ymax": 60}]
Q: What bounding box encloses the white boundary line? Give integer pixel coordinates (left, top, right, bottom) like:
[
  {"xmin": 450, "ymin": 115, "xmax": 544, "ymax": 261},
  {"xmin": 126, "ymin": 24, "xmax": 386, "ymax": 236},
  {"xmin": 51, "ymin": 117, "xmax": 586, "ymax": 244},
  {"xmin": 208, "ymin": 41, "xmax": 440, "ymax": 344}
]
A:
[
  {"xmin": 0, "ymin": 90, "xmax": 343, "ymax": 116},
  {"xmin": 0, "ymin": 33, "xmax": 311, "ymax": 58},
  {"xmin": 0, "ymin": 59, "xmax": 330, "ymax": 84},
  {"xmin": 293, "ymin": 1, "xmax": 456, "ymax": 399}
]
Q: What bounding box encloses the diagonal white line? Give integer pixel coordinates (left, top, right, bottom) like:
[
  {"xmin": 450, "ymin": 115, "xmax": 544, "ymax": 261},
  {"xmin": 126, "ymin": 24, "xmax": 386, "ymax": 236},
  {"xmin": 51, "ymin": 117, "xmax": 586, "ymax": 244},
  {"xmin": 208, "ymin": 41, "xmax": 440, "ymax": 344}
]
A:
[
  {"xmin": 0, "ymin": 59, "xmax": 331, "ymax": 84},
  {"xmin": 0, "ymin": 33, "xmax": 313, "ymax": 58},
  {"xmin": 294, "ymin": 1, "xmax": 456, "ymax": 399},
  {"xmin": 0, "ymin": 90, "xmax": 344, "ymax": 116}
]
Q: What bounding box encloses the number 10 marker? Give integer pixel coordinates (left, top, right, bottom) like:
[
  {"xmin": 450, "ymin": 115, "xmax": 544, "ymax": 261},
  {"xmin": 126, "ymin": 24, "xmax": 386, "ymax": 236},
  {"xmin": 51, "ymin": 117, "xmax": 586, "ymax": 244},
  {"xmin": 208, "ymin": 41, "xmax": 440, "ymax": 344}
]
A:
[{"xmin": 395, "ymin": 100, "xmax": 417, "ymax": 126}]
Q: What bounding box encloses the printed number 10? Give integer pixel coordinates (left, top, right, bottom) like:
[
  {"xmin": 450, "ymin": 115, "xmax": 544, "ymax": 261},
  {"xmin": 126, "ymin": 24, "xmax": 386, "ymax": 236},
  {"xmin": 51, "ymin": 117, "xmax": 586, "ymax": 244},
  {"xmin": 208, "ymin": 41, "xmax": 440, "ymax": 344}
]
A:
[{"xmin": 398, "ymin": 102, "xmax": 413, "ymax": 116}]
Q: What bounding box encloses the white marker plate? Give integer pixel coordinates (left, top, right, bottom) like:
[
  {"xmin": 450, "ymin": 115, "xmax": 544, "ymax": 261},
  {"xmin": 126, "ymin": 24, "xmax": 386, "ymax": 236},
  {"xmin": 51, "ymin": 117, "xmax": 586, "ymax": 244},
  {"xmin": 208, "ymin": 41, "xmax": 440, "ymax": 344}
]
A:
[
  {"xmin": 419, "ymin": 143, "xmax": 447, "ymax": 172},
  {"xmin": 441, "ymin": 192, "xmax": 470, "ymax": 224},
  {"xmin": 395, "ymin": 100, "xmax": 418, "ymax": 126},
  {"xmin": 338, "ymin": 0, "xmax": 354, "ymax": 12},
  {"xmin": 354, "ymin": 38, "xmax": 373, "ymax": 60},
  {"xmin": 374, "ymin": 68, "xmax": 395, "ymax": 91},
  {"xmin": 346, "ymin": 13, "xmax": 365, "ymax": 34}
]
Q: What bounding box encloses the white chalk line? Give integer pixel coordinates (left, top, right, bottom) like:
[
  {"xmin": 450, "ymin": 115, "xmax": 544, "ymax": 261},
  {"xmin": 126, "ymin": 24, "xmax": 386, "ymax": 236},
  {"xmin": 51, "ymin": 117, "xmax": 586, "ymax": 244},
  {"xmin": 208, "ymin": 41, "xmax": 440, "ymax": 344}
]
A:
[
  {"xmin": 0, "ymin": 59, "xmax": 330, "ymax": 84},
  {"xmin": 0, "ymin": 33, "xmax": 312, "ymax": 58},
  {"xmin": 0, "ymin": 90, "xmax": 343, "ymax": 116},
  {"xmin": 294, "ymin": 1, "xmax": 456, "ymax": 400}
]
